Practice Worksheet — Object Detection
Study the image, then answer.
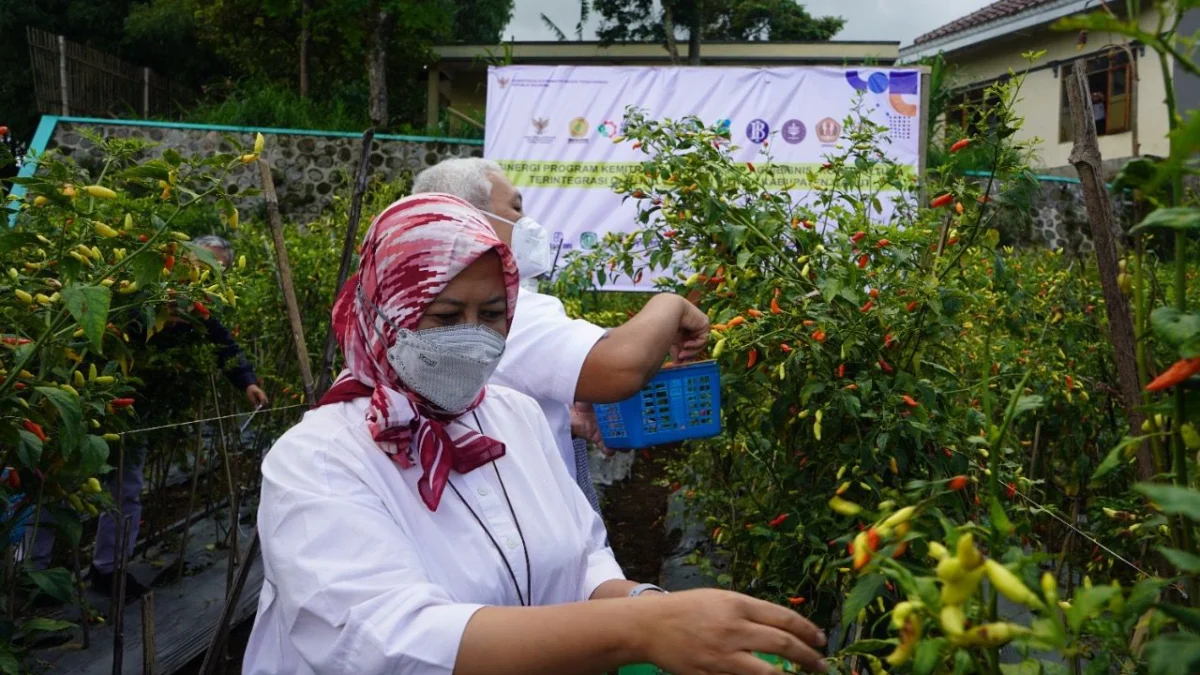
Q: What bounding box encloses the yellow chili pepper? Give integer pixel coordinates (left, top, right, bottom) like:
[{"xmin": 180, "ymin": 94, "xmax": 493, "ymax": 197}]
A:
[
  {"xmin": 828, "ymin": 496, "xmax": 862, "ymax": 516},
  {"xmin": 73, "ymin": 371, "xmax": 85, "ymax": 388},
  {"xmin": 94, "ymin": 223, "xmax": 120, "ymax": 238},
  {"xmin": 83, "ymin": 185, "xmax": 117, "ymax": 199},
  {"xmin": 984, "ymin": 560, "xmax": 1045, "ymax": 609},
  {"xmin": 14, "ymin": 289, "xmax": 33, "ymax": 304}
]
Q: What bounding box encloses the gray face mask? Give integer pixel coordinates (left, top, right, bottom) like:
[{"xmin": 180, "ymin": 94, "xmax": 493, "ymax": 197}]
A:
[
  {"xmin": 386, "ymin": 324, "xmax": 506, "ymax": 413},
  {"xmin": 361, "ymin": 286, "xmax": 507, "ymax": 413}
]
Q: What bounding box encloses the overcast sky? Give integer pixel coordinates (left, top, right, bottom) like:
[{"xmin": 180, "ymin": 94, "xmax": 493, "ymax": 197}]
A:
[{"xmin": 505, "ymin": 0, "xmax": 998, "ymax": 47}]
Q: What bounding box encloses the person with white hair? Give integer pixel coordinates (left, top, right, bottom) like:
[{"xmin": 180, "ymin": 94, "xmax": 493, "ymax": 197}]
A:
[{"xmin": 412, "ymin": 158, "xmax": 709, "ymax": 512}]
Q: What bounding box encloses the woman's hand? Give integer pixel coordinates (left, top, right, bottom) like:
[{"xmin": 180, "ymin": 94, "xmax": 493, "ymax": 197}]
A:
[{"xmin": 636, "ymin": 589, "xmax": 828, "ymax": 674}]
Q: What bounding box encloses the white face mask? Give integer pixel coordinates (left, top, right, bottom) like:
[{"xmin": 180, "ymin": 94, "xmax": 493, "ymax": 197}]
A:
[
  {"xmin": 485, "ymin": 211, "xmax": 553, "ymax": 281},
  {"xmin": 362, "ymin": 286, "xmax": 507, "ymax": 413}
]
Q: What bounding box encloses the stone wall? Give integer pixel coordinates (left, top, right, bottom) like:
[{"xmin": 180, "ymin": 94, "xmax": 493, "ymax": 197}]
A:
[{"xmin": 46, "ymin": 121, "xmax": 484, "ymax": 222}]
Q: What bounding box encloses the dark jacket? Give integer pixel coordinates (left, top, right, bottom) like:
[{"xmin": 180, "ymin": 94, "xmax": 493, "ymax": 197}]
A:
[{"xmin": 131, "ymin": 316, "xmax": 258, "ymax": 391}]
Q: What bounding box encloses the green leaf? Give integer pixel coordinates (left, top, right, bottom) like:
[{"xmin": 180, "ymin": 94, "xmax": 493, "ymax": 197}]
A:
[
  {"xmin": 1013, "ymin": 395, "xmax": 1044, "ymax": 416},
  {"xmin": 0, "ymin": 650, "xmax": 17, "ymax": 675},
  {"xmin": 42, "ymin": 505, "xmax": 82, "ymax": 546},
  {"xmin": 131, "ymin": 250, "xmax": 165, "ymax": 290},
  {"xmin": 1144, "ymin": 633, "xmax": 1200, "ymax": 675},
  {"xmin": 1134, "ymin": 483, "xmax": 1200, "ymax": 521},
  {"xmin": 79, "ymin": 435, "xmax": 110, "ymax": 477},
  {"xmin": 16, "ymin": 430, "xmax": 43, "ymax": 469},
  {"xmin": 27, "ymin": 567, "xmax": 75, "ymax": 604},
  {"xmin": 1157, "ymin": 601, "xmax": 1200, "ymax": 631},
  {"xmin": 912, "ymin": 637, "xmax": 946, "ymax": 675},
  {"xmin": 990, "ymin": 496, "xmax": 1014, "ymax": 535},
  {"xmin": 34, "ymin": 386, "xmax": 83, "ymax": 453},
  {"xmin": 184, "ymin": 241, "xmax": 225, "ymax": 278},
  {"xmin": 839, "ymin": 639, "xmax": 895, "ymax": 654},
  {"xmin": 1149, "ymin": 308, "xmax": 1200, "ymax": 358},
  {"xmin": 1091, "ymin": 438, "xmax": 1138, "ymax": 483},
  {"xmin": 1067, "ymin": 585, "xmax": 1118, "ymax": 631},
  {"xmin": 841, "ymin": 573, "xmax": 886, "ymax": 629},
  {"xmin": 18, "ymin": 617, "xmax": 74, "ymax": 635},
  {"xmin": 61, "ymin": 284, "xmax": 112, "ymax": 354},
  {"xmin": 1030, "ymin": 617, "xmax": 1068, "ymax": 649},
  {"xmin": 1130, "ymin": 206, "xmax": 1200, "ymax": 234},
  {"xmin": 1159, "ymin": 546, "xmax": 1200, "ymax": 574}
]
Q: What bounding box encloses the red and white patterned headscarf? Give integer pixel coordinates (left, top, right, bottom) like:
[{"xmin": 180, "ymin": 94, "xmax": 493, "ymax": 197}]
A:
[{"xmin": 318, "ymin": 193, "xmax": 519, "ymax": 510}]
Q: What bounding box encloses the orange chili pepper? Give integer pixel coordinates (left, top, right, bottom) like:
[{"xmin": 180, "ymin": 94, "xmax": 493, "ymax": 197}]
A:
[
  {"xmin": 802, "ymin": 319, "xmax": 815, "ymax": 327},
  {"xmin": 850, "ymin": 231, "xmax": 866, "ymax": 244},
  {"xmin": 193, "ymin": 301, "xmax": 210, "ymax": 320},
  {"xmin": 788, "ymin": 596, "xmax": 806, "ymax": 606},
  {"xmin": 164, "ymin": 254, "xmax": 176, "ymax": 272},
  {"xmin": 747, "ymin": 309, "xmax": 764, "ymax": 318},
  {"xmin": 812, "ymin": 329, "xmax": 827, "ymax": 343},
  {"xmin": 837, "ymin": 364, "xmax": 846, "ymax": 378},
  {"xmin": 780, "ymin": 343, "xmax": 792, "ymax": 353},
  {"xmin": 892, "ymin": 541, "xmax": 909, "ymax": 559},
  {"xmin": 876, "ymin": 239, "xmax": 891, "ymax": 248},
  {"xmin": 727, "ymin": 316, "xmax": 746, "ymax": 329},
  {"xmin": 857, "ymin": 255, "xmax": 869, "ymax": 269},
  {"xmin": 771, "ymin": 297, "xmax": 782, "ymax": 314},
  {"xmin": 1145, "ymin": 357, "xmax": 1200, "ymax": 392},
  {"xmin": 901, "ymin": 394, "xmax": 919, "ymax": 407},
  {"xmin": 859, "ymin": 300, "xmax": 874, "ymax": 313},
  {"xmin": 747, "ymin": 349, "xmax": 758, "ymax": 369},
  {"xmin": 905, "ymin": 301, "xmax": 919, "ymax": 313},
  {"xmin": 930, "ymin": 193, "xmax": 954, "ymax": 208},
  {"xmin": 866, "ymin": 527, "xmax": 881, "ymax": 552},
  {"xmin": 22, "ymin": 419, "xmax": 47, "ymax": 443},
  {"xmin": 869, "ymin": 288, "xmax": 880, "ymax": 299},
  {"xmin": 949, "ymin": 475, "xmax": 969, "ymax": 491},
  {"xmin": 950, "ymin": 138, "xmax": 971, "ymax": 153},
  {"xmin": 769, "ymin": 513, "xmax": 788, "ymax": 528}
]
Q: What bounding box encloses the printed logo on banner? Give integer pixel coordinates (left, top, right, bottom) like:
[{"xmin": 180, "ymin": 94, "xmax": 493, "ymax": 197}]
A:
[
  {"xmin": 579, "ymin": 232, "xmax": 599, "ymax": 250},
  {"xmin": 525, "ymin": 117, "xmax": 555, "ymax": 144},
  {"xmin": 780, "ymin": 119, "xmax": 806, "ymax": 144},
  {"xmin": 597, "ymin": 120, "xmax": 618, "ymax": 137},
  {"xmin": 568, "ymin": 117, "xmax": 590, "ymax": 143},
  {"xmin": 844, "ymin": 70, "xmax": 920, "ymax": 118},
  {"xmin": 496, "ymin": 75, "xmax": 511, "ymax": 89},
  {"xmin": 815, "ymin": 117, "xmax": 842, "ymax": 145},
  {"xmin": 745, "ymin": 119, "xmax": 770, "ymax": 144}
]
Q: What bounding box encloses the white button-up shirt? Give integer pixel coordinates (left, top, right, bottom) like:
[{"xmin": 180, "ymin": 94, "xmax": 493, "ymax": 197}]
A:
[
  {"xmin": 243, "ymin": 387, "xmax": 624, "ymax": 675},
  {"xmin": 492, "ymin": 288, "xmax": 607, "ymax": 480}
]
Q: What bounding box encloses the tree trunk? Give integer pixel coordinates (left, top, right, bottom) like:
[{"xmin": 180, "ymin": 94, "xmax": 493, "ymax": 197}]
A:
[
  {"xmin": 686, "ymin": 0, "xmax": 701, "ymax": 66},
  {"xmin": 299, "ymin": 0, "xmax": 313, "ymax": 98},
  {"xmin": 367, "ymin": 4, "xmax": 391, "ymax": 128},
  {"xmin": 662, "ymin": 2, "xmax": 680, "ymax": 65},
  {"xmin": 1064, "ymin": 66, "xmax": 1153, "ymax": 480}
]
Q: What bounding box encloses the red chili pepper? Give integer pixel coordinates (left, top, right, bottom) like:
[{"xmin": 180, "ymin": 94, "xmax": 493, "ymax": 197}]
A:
[
  {"xmin": 663, "ymin": 230, "xmax": 676, "ymax": 238},
  {"xmin": 746, "ymin": 349, "xmax": 758, "ymax": 369},
  {"xmin": 5, "ymin": 470, "xmax": 20, "ymax": 490},
  {"xmin": 876, "ymin": 239, "xmax": 891, "ymax": 248},
  {"xmin": 193, "ymin": 301, "xmax": 210, "ymax": 320},
  {"xmin": 769, "ymin": 513, "xmax": 789, "ymax": 528},
  {"xmin": 950, "ymin": 138, "xmax": 972, "ymax": 153},
  {"xmin": 633, "ymin": 270, "xmax": 644, "ymax": 284},
  {"xmin": 746, "ymin": 162, "xmax": 756, "ymax": 172},
  {"xmin": 943, "ymin": 448, "xmax": 953, "ymax": 458},
  {"xmin": 138, "ymin": 234, "xmax": 149, "ymax": 243},
  {"xmin": 1065, "ymin": 375, "xmax": 1074, "ymax": 390},
  {"xmin": 1006, "ymin": 482, "xmax": 1017, "ymax": 499},
  {"xmin": 948, "ymin": 475, "xmax": 969, "ymax": 491},
  {"xmin": 866, "ymin": 527, "xmax": 880, "ymax": 552},
  {"xmin": 905, "ymin": 301, "xmax": 919, "ymax": 313},
  {"xmin": 946, "ymin": 237, "xmax": 960, "ymax": 246},
  {"xmin": 850, "ymin": 231, "xmax": 866, "ymax": 243},
  {"xmin": 821, "ymin": 162, "xmax": 833, "ymax": 170},
  {"xmin": 812, "ymin": 329, "xmax": 827, "ymax": 343},
  {"xmin": 878, "ymin": 358, "xmax": 893, "ymax": 374},
  {"xmin": 930, "ymin": 193, "xmax": 954, "ymax": 208},
  {"xmin": 164, "ymin": 254, "xmax": 176, "ymax": 272},
  {"xmin": 1145, "ymin": 357, "xmax": 1200, "ymax": 392},
  {"xmin": 869, "ymin": 288, "xmax": 880, "ymax": 299},
  {"xmin": 884, "ymin": 332, "xmax": 895, "ymax": 348},
  {"xmin": 22, "ymin": 419, "xmax": 47, "ymax": 443},
  {"xmin": 837, "ymin": 364, "xmax": 846, "ymax": 378},
  {"xmin": 787, "ymin": 596, "xmax": 806, "ymax": 606},
  {"xmin": 110, "ymin": 397, "xmax": 136, "ymax": 408},
  {"xmin": 892, "ymin": 541, "xmax": 909, "ymax": 558},
  {"xmin": 771, "ymin": 297, "xmax": 782, "ymax": 314},
  {"xmin": 780, "ymin": 343, "xmax": 792, "ymax": 353},
  {"xmin": 859, "ymin": 300, "xmax": 874, "ymax": 313},
  {"xmin": 857, "ymin": 254, "xmax": 869, "ymax": 269},
  {"xmin": 901, "ymin": 394, "xmax": 919, "ymax": 407}
]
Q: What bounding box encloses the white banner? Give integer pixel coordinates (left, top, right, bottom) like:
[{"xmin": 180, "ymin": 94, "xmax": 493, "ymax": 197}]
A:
[{"xmin": 484, "ymin": 65, "xmax": 924, "ymax": 290}]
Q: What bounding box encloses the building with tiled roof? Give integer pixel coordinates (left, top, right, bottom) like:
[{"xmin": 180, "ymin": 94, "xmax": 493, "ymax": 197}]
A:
[{"xmin": 902, "ymin": 0, "xmax": 1199, "ymax": 174}]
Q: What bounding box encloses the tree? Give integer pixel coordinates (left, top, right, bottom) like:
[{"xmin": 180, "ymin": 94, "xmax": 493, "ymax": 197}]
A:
[{"xmin": 593, "ymin": 0, "xmax": 845, "ymax": 62}]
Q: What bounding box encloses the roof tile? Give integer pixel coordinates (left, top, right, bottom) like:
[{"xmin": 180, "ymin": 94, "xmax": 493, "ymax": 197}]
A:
[{"xmin": 913, "ymin": 0, "xmax": 1057, "ymax": 45}]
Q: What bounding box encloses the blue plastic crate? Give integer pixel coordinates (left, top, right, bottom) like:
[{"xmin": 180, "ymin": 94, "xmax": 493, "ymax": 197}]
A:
[{"xmin": 595, "ymin": 360, "xmax": 722, "ymax": 450}]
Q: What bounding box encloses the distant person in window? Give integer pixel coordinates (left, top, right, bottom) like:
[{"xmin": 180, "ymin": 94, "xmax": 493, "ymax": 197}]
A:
[{"xmin": 1091, "ymin": 91, "xmax": 1107, "ymax": 135}]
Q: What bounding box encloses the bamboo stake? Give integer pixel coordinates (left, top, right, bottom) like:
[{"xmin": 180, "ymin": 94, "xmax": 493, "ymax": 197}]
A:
[
  {"xmin": 198, "ymin": 532, "xmax": 260, "ymax": 675},
  {"xmin": 316, "ymin": 128, "xmax": 376, "ymax": 397},
  {"xmin": 174, "ymin": 415, "xmax": 206, "ymax": 583},
  {"xmin": 257, "ymin": 158, "xmax": 316, "ymax": 405},
  {"xmin": 108, "ymin": 437, "xmax": 127, "ymax": 626}
]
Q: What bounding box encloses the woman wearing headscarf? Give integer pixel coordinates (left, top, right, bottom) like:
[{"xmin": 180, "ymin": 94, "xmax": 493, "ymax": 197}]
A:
[{"xmin": 243, "ymin": 194, "xmax": 829, "ymax": 675}]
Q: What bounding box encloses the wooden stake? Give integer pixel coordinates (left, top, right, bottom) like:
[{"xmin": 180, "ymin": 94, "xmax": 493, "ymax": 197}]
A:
[
  {"xmin": 1064, "ymin": 66, "xmax": 1152, "ymax": 479},
  {"xmin": 141, "ymin": 593, "xmax": 156, "ymax": 675},
  {"xmin": 175, "ymin": 415, "xmax": 206, "ymax": 583},
  {"xmin": 112, "ymin": 515, "xmax": 133, "ymax": 675},
  {"xmin": 198, "ymin": 531, "xmax": 260, "ymax": 675},
  {"xmin": 71, "ymin": 545, "xmax": 90, "ymax": 649},
  {"xmin": 257, "ymin": 159, "xmax": 316, "ymax": 405},
  {"xmin": 315, "ymin": 128, "xmax": 376, "ymax": 397}
]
